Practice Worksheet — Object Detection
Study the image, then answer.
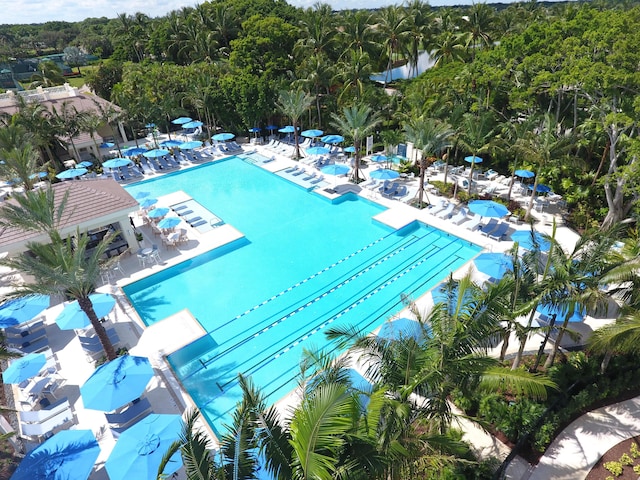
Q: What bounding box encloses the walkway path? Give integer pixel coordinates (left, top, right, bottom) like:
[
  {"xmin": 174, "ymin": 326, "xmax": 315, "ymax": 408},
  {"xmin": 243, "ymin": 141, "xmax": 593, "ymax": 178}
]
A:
[{"xmin": 526, "ymin": 396, "xmax": 640, "ymax": 479}]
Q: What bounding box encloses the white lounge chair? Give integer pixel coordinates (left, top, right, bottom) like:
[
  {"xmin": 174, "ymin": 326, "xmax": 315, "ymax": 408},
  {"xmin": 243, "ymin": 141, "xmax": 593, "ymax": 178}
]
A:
[{"xmin": 464, "ymin": 215, "xmax": 483, "ymax": 231}]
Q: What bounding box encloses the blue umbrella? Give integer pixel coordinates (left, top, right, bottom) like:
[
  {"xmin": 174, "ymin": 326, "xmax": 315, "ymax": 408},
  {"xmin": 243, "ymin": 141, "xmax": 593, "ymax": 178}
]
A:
[
  {"xmin": 103, "ymin": 158, "xmax": 132, "ymax": 169},
  {"xmin": 179, "ymin": 141, "xmax": 203, "ymax": 150},
  {"xmin": 55, "ymin": 293, "xmax": 116, "ymax": 330},
  {"xmin": 11, "ymin": 429, "xmax": 100, "ymax": 480},
  {"xmin": 212, "ymin": 133, "xmax": 235, "ymax": 141},
  {"xmin": 100, "ymin": 142, "xmax": 115, "ymax": 148},
  {"xmin": 511, "ymin": 230, "xmax": 551, "ymax": 251},
  {"xmin": 301, "ymin": 129, "xmax": 324, "ymax": 138},
  {"xmin": 157, "ymin": 217, "xmax": 182, "ymax": 230},
  {"xmin": 77, "ymin": 161, "xmax": 93, "ymax": 168},
  {"xmin": 370, "ymin": 169, "xmax": 400, "ymax": 180},
  {"xmin": 278, "ymin": 126, "xmax": 296, "ymax": 133},
  {"xmin": 320, "ymin": 134, "xmax": 344, "ymax": 144},
  {"xmin": 464, "ymin": 155, "xmax": 483, "ymax": 164},
  {"xmin": 134, "ymin": 191, "xmax": 151, "ymax": 200},
  {"xmin": 81, "ymin": 354, "xmax": 154, "ymax": 411},
  {"xmin": 143, "ymin": 149, "xmax": 170, "ymax": 158},
  {"xmin": 29, "ymin": 171, "xmax": 48, "ymax": 179},
  {"xmin": 145, "ymin": 123, "xmax": 156, "ymax": 128},
  {"xmin": 468, "ymin": 200, "xmax": 509, "ymax": 218},
  {"xmin": 183, "ymin": 120, "xmax": 203, "ymax": 129},
  {"xmin": 474, "ymin": 252, "xmax": 513, "ymax": 280},
  {"xmin": 248, "ymin": 127, "xmax": 261, "ymax": 133},
  {"xmin": 370, "ymin": 154, "xmax": 387, "ymax": 163},
  {"xmin": 321, "ymin": 164, "xmax": 349, "ymax": 176},
  {"xmin": 344, "ymin": 146, "xmax": 356, "ymax": 153},
  {"xmin": 171, "ymin": 116, "xmax": 192, "ymax": 125},
  {"xmin": 306, "ymin": 146, "xmax": 330, "ymax": 156},
  {"xmin": 139, "ymin": 198, "xmax": 158, "ymax": 209},
  {"xmin": 536, "ymin": 304, "xmax": 586, "ymax": 324},
  {"xmin": 266, "ymin": 125, "xmax": 278, "ymax": 131},
  {"xmin": 3, "ymin": 352, "xmax": 46, "ymax": 384},
  {"xmin": 105, "ymin": 414, "xmax": 183, "ymax": 480},
  {"xmin": 515, "ymin": 169, "xmax": 535, "ymax": 179},
  {"xmin": 0, "ymin": 295, "xmax": 50, "ymax": 328},
  {"xmin": 147, "ymin": 207, "xmax": 170, "ymax": 219},
  {"xmin": 377, "ymin": 317, "xmax": 425, "ymax": 341},
  {"xmin": 160, "ymin": 139, "xmax": 182, "ymax": 148},
  {"xmin": 528, "ymin": 183, "xmax": 552, "ymax": 193},
  {"xmin": 122, "ymin": 147, "xmax": 148, "ymax": 157},
  {"xmin": 55, "ymin": 168, "xmax": 87, "ymax": 179}
]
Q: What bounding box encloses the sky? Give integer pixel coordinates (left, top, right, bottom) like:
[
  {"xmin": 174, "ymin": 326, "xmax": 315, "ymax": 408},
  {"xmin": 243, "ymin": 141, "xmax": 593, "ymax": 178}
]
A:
[{"xmin": 0, "ymin": 0, "xmax": 532, "ymax": 25}]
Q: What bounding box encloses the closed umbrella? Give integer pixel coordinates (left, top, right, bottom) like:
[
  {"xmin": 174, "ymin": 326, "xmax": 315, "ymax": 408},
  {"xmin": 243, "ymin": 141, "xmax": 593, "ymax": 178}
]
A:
[
  {"xmin": 55, "ymin": 293, "xmax": 116, "ymax": 330},
  {"xmin": 183, "ymin": 120, "xmax": 203, "ymax": 129},
  {"xmin": 157, "ymin": 217, "xmax": 181, "ymax": 230},
  {"xmin": 179, "ymin": 141, "xmax": 203, "ymax": 150},
  {"xmin": 511, "ymin": 229, "xmax": 551, "ymax": 251},
  {"xmin": 306, "ymin": 146, "xmax": 330, "ymax": 156},
  {"xmin": 55, "ymin": 168, "xmax": 87, "ymax": 179},
  {"xmin": 0, "ymin": 295, "xmax": 50, "ymax": 328},
  {"xmin": 81, "ymin": 354, "xmax": 154, "ymax": 411},
  {"xmin": 370, "ymin": 169, "xmax": 400, "ymax": 180},
  {"xmin": 468, "ymin": 200, "xmax": 509, "ymax": 218},
  {"xmin": 473, "ymin": 252, "xmax": 513, "ymax": 280},
  {"xmin": 11, "ymin": 429, "xmax": 100, "ymax": 480},
  {"xmin": 147, "ymin": 207, "xmax": 170, "ymax": 219},
  {"xmin": 212, "ymin": 133, "xmax": 235, "ymax": 141},
  {"xmin": 102, "ymin": 158, "xmax": 132, "ymax": 169},
  {"xmin": 171, "ymin": 116, "xmax": 192, "ymax": 125},
  {"xmin": 3, "ymin": 352, "xmax": 46, "ymax": 384},
  {"xmin": 515, "ymin": 169, "xmax": 535, "ymax": 179},
  {"xmin": 143, "ymin": 149, "xmax": 170, "ymax": 158},
  {"xmin": 105, "ymin": 414, "xmax": 183, "ymax": 480}
]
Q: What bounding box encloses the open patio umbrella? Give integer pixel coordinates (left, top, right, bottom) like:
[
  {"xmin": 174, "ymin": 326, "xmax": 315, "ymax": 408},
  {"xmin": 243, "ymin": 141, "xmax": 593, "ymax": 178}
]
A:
[
  {"xmin": 105, "ymin": 414, "xmax": 183, "ymax": 480},
  {"xmin": 370, "ymin": 154, "xmax": 387, "ymax": 163},
  {"xmin": 171, "ymin": 116, "xmax": 192, "ymax": 125},
  {"xmin": 511, "ymin": 229, "xmax": 551, "ymax": 251},
  {"xmin": 528, "ymin": 183, "xmax": 552, "ymax": 193},
  {"xmin": 464, "ymin": 155, "xmax": 483, "ymax": 164},
  {"xmin": 55, "ymin": 293, "xmax": 116, "ymax": 330},
  {"xmin": 134, "ymin": 191, "xmax": 151, "ymax": 200},
  {"xmin": 143, "ymin": 149, "xmax": 170, "ymax": 158},
  {"xmin": 0, "ymin": 295, "xmax": 49, "ymax": 328},
  {"xmin": 81, "ymin": 354, "xmax": 154, "ymax": 412},
  {"xmin": 249, "ymin": 127, "xmax": 261, "ymax": 133},
  {"xmin": 100, "ymin": 142, "xmax": 115, "ymax": 149},
  {"xmin": 266, "ymin": 125, "xmax": 278, "ymax": 131},
  {"xmin": 29, "ymin": 172, "xmax": 49, "ymax": 180},
  {"xmin": 468, "ymin": 200, "xmax": 509, "ymax": 218},
  {"xmin": 145, "ymin": 123, "xmax": 156, "ymax": 129},
  {"xmin": 147, "ymin": 207, "xmax": 170, "ymax": 219},
  {"xmin": 473, "ymin": 252, "xmax": 513, "ymax": 280},
  {"xmin": 102, "ymin": 158, "xmax": 132, "ymax": 169},
  {"xmin": 515, "ymin": 169, "xmax": 535, "ymax": 179},
  {"xmin": 183, "ymin": 120, "xmax": 203, "ymax": 129},
  {"xmin": 370, "ymin": 168, "xmax": 400, "ymax": 180},
  {"xmin": 301, "ymin": 129, "xmax": 324, "ymax": 138},
  {"xmin": 306, "ymin": 146, "xmax": 330, "ymax": 156},
  {"xmin": 139, "ymin": 198, "xmax": 158, "ymax": 209},
  {"xmin": 278, "ymin": 126, "xmax": 296, "ymax": 133},
  {"xmin": 179, "ymin": 141, "xmax": 203, "ymax": 150},
  {"xmin": 160, "ymin": 139, "xmax": 182, "ymax": 148},
  {"xmin": 3, "ymin": 352, "xmax": 46, "ymax": 384},
  {"xmin": 321, "ymin": 134, "xmax": 344, "ymax": 144},
  {"xmin": 11, "ymin": 429, "xmax": 100, "ymax": 480},
  {"xmin": 344, "ymin": 146, "xmax": 356, "ymax": 153},
  {"xmin": 212, "ymin": 133, "xmax": 235, "ymax": 141},
  {"xmin": 122, "ymin": 147, "xmax": 148, "ymax": 157},
  {"xmin": 157, "ymin": 216, "xmax": 182, "ymax": 230},
  {"xmin": 77, "ymin": 161, "xmax": 92, "ymax": 168},
  {"xmin": 55, "ymin": 168, "xmax": 87, "ymax": 179},
  {"xmin": 377, "ymin": 317, "xmax": 426, "ymax": 341},
  {"xmin": 321, "ymin": 164, "xmax": 349, "ymax": 176}
]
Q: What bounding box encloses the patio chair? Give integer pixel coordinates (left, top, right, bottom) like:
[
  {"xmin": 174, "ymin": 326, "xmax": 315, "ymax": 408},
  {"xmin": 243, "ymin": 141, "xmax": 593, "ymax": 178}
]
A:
[
  {"xmin": 487, "ymin": 222, "xmax": 510, "ymax": 241},
  {"xmin": 427, "ymin": 199, "xmax": 448, "ymax": 216},
  {"xmin": 310, "ymin": 175, "xmax": 324, "ymax": 185},
  {"xmin": 449, "ymin": 208, "xmax": 469, "ymax": 225},
  {"xmin": 436, "ymin": 203, "xmax": 455, "ymax": 219},
  {"xmin": 464, "ymin": 215, "xmax": 483, "ymax": 231},
  {"xmin": 302, "ymin": 171, "xmax": 317, "ymax": 182},
  {"xmin": 391, "ymin": 185, "xmax": 408, "ymax": 199},
  {"xmin": 7, "ymin": 328, "xmax": 47, "ymax": 349},
  {"xmin": 18, "ymin": 337, "xmax": 50, "ymax": 355},
  {"xmin": 284, "ymin": 165, "xmax": 300, "ymax": 174},
  {"xmin": 479, "ymin": 219, "xmax": 499, "ymax": 236}
]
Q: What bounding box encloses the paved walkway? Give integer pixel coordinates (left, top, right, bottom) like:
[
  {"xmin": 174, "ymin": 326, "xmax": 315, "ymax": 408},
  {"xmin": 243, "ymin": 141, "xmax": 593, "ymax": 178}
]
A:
[{"xmin": 525, "ymin": 396, "xmax": 640, "ymax": 479}]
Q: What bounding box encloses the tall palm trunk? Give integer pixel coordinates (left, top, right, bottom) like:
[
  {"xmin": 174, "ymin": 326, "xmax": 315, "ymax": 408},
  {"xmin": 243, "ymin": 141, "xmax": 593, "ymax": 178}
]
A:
[{"xmin": 77, "ymin": 296, "xmax": 117, "ymax": 360}]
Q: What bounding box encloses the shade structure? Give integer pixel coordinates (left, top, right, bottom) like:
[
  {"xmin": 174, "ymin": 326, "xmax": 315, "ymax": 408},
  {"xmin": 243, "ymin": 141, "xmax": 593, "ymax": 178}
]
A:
[
  {"xmin": 3, "ymin": 352, "xmax": 46, "ymax": 384},
  {"xmin": 139, "ymin": 198, "xmax": 158, "ymax": 209},
  {"xmin": 55, "ymin": 168, "xmax": 87, "ymax": 179},
  {"xmin": 143, "ymin": 149, "xmax": 170, "ymax": 158},
  {"xmin": 306, "ymin": 146, "xmax": 330, "ymax": 156},
  {"xmin": 377, "ymin": 317, "xmax": 425, "ymax": 341},
  {"xmin": 370, "ymin": 168, "xmax": 400, "ymax": 180},
  {"xmin": 344, "ymin": 146, "xmax": 356, "ymax": 153},
  {"xmin": 248, "ymin": 127, "xmax": 261, "ymax": 133},
  {"xmin": 320, "ymin": 134, "xmax": 344, "ymax": 144},
  {"xmin": 0, "ymin": 295, "xmax": 49, "ymax": 328},
  {"xmin": 278, "ymin": 126, "xmax": 296, "ymax": 133},
  {"xmin": 179, "ymin": 141, "xmax": 203, "ymax": 150},
  {"xmin": 134, "ymin": 191, "xmax": 151, "ymax": 200},
  {"xmin": 474, "ymin": 252, "xmax": 513, "ymax": 280},
  {"xmin": 301, "ymin": 129, "xmax": 324, "ymax": 138},
  {"xmin": 55, "ymin": 293, "xmax": 116, "ymax": 330},
  {"xmin": 528, "ymin": 183, "xmax": 552, "ymax": 193},
  {"xmin": 536, "ymin": 303, "xmax": 586, "ymax": 324},
  {"xmin": 370, "ymin": 154, "xmax": 387, "ymax": 163},
  {"xmin": 77, "ymin": 161, "xmax": 92, "ymax": 168},
  {"xmin": 102, "ymin": 158, "xmax": 132, "ymax": 169},
  {"xmin": 147, "ymin": 207, "xmax": 170, "ymax": 219},
  {"xmin": 321, "ymin": 164, "xmax": 349, "ymax": 176},
  {"xmin": 157, "ymin": 217, "xmax": 181, "ymax": 230},
  {"xmin": 464, "ymin": 155, "xmax": 483, "ymax": 164},
  {"xmin": 468, "ymin": 200, "xmax": 509, "ymax": 218},
  {"xmin": 11, "ymin": 429, "xmax": 100, "ymax": 480},
  {"xmin": 511, "ymin": 230, "xmax": 551, "ymax": 251},
  {"xmin": 515, "ymin": 169, "xmax": 535, "ymax": 179},
  {"xmin": 266, "ymin": 125, "xmax": 278, "ymax": 131},
  {"xmin": 160, "ymin": 139, "xmax": 182, "ymax": 148},
  {"xmin": 81, "ymin": 354, "xmax": 154, "ymax": 412},
  {"xmin": 122, "ymin": 147, "xmax": 148, "ymax": 157},
  {"xmin": 171, "ymin": 116, "xmax": 192, "ymax": 125},
  {"xmin": 100, "ymin": 141, "xmax": 115, "ymax": 148},
  {"xmin": 105, "ymin": 414, "xmax": 183, "ymax": 480},
  {"xmin": 212, "ymin": 132, "xmax": 235, "ymax": 141},
  {"xmin": 183, "ymin": 120, "xmax": 203, "ymax": 129}
]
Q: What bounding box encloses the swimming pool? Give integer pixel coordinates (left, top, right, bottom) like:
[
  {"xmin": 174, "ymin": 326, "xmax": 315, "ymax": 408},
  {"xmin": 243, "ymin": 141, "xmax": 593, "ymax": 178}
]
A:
[{"xmin": 123, "ymin": 156, "xmax": 481, "ymax": 433}]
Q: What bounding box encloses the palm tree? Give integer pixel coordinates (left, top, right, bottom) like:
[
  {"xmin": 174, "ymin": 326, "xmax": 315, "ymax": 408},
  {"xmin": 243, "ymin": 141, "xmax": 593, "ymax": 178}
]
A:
[
  {"xmin": 461, "ymin": 3, "xmax": 495, "ymax": 60},
  {"xmin": 331, "ymin": 104, "xmax": 382, "ymax": 183},
  {"xmin": 295, "ymin": 54, "xmax": 333, "ymax": 128},
  {"xmin": 0, "ymin": 144, "xmax": 41, "ymax": 191},
  {"xmin": 0, "ymin": 189, "xmax": 117, "ymax": 360},
  {"xmin": 430, "ymin": 31, "xmax": 468, "ymax": 67},
  {"xmin": 53, "ymin": 101, "xmax": 83, "ymax": 162},
  {"xmin": 28, "ymin": 61, "xmax": 65, "ymax": 89},
  {"xmin": 404, "ymin": 116, "xmax": 454, "ymax": 207},
  {"xmin": 79, "ymin": 112, "xmax": 105, "ymax": 163},
  {"xmin": 458, "ymin": 112, "xmax": 495, "ymax": 195},
  {"xmin": 276, "ymin": 90, "xmax": 313, "ymax": 160},
  {"xmin": 405, "ymin": 0, "xmax": 434, "ymax": 78},
  {"xmin": 333, "ymin": 49, "xmax": 373, "ymax": 105},
  {"xmin": 374, "ymin": 5, "xmax": 411, "ymax": 86}
]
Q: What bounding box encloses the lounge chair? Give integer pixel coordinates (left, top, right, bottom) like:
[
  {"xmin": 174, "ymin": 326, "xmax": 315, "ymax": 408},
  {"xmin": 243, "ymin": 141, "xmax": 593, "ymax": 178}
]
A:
[
  {"xmin": 391, "ymin": 185, "xmax": 408, "ymax": 198},
  {"xmin": 284, "ymin": 165, "xmax": 299, "ymax": 174},
  {"xmin": 106, "ymin": 397, "xmax": 152, "ymax": 432},
  {"xmin": 487, "ymin": 222, "xmax": 509, "ymax": 241},
  {"xmin": 18, "ymin": 337, "xmax": 50, "ymax": 354},
  {"xmin": 449, "ymin": 208, "xmax": 469, "ymax": 225},
  {"xmin": 464, "ymin": 215, "xmax": 483, "ymax": 231},
  {"xmin": 5, "ymin": 320, "xmax": 45, "ymax": 338},
  {"xmin": 6, "ymin": 328, "xmax": 46, "ymax": 348},
  {"xmin": 436, "ymin": 203, "xmax": 455, "ymax": 219},
  {"xmin": 427, "ymin": 200, "xmax": 448, "ymax": 216},
  {"xmin": 302, "ymin": 171, "xmax": 317, "ymax": 182},
  {"xmin": 310, "ymin": 175, "xmax": 324, "ymax": 185},
  {"xmin": 479, "ymin": 219, "xmax": 500, "ymax": 236}
]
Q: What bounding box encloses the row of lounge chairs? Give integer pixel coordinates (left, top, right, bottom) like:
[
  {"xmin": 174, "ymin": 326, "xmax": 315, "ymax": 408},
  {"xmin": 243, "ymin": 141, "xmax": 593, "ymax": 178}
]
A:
[
  {"xmin": 379, "ymin": 181, "xmax": 408, "ymax": 199},
  {"xmin": 5, "ymin": 320, "xmax": 50, "ymax": 355},
  {"xmin": 426, "ymin": 200, "xmax": 511, "ymax": 241}
]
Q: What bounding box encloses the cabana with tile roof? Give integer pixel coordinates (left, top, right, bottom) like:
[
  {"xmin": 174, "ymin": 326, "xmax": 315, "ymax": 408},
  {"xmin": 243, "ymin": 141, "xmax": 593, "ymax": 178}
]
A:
[{"xmin": 0, "ymin": 179, "xmax": 139, "ymax": 257}]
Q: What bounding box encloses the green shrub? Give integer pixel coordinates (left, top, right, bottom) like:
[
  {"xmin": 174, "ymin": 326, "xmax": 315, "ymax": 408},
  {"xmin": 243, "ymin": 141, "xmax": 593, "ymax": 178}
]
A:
[
  {"xmin": 429, "ymin": 180, "xmax": 454, "ymax": 197},
  {"xmin": 630, "ymin": 442, "xmax": 640, "ymax": 458},
  {"xmin": 619, "ymin": 453, "xmax": 633, "ymax": 466},
  {"xmin": 604, "ymin": 461, "xmax": 623, "ymax": 476},
  {"xmin": 633, "ymin": 464, "xmax": 640, "ymax": 474}
]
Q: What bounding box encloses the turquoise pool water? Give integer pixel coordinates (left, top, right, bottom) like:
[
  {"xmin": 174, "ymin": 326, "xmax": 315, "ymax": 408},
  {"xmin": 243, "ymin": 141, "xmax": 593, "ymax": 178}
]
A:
[{"xmin": 123, "ymin": 156, "xmax": 481, "ymax": 434}]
